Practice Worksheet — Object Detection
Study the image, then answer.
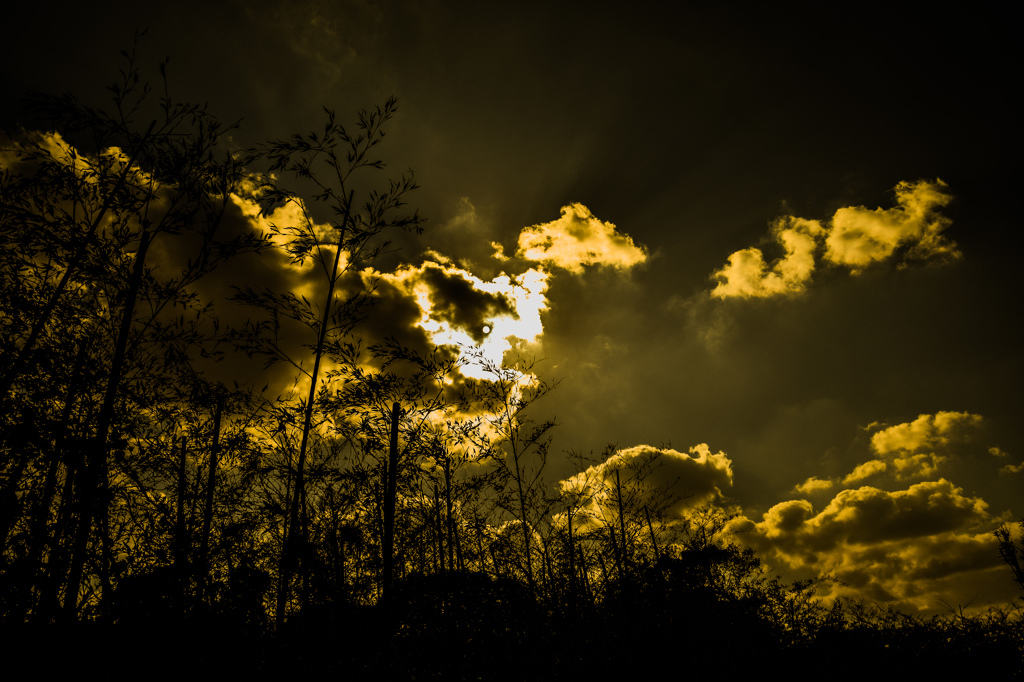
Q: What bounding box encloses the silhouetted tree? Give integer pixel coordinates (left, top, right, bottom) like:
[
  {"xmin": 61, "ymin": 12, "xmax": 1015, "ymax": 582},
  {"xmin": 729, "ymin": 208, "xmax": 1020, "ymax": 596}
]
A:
[
  {"xmin": 0, "ymin": 43, "xmax": 262, "ymax": 623},
  {"xmin": 233, "ymin": 100, "xmax": 422, "ymax": 623},
  {"xmin": 996, "ymin": 518, "xmax": 1024, "ymax": 594}
]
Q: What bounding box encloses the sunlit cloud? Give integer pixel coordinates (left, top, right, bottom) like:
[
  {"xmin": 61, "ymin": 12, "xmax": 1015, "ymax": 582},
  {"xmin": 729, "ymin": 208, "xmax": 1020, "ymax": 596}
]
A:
[
  {"xmin": 508, "ymin": 203, "xmax": 648, "ymax": 273},
  {"xmin": 710, "ymin": 179, "xmax": 958, "ymax": 299},
  {"xmin": 842, "ymin": 459, "xmax": 887, "ymax": 485},
  {"xmin": 367, "ymin": 260, "xmax": 549, "ymax": 379},
  {"xmin": 794, "ymin": 476, "xmax": 835, "ymax": 494},
  {"xmin": 825, "ymin": 179, "xmax": 957, "ymax": 271},
  {"xmin": 728, "ymin": 478, "xmax": 1003, "ymax": 612},
  {"xmin": 559, "ymin": 443, "xmax": 734, "ymax": 525},
  {"xmin": 711, "ymin": 217, "xmax": 823, "ymax": 299},
  {"xmin": 892, "ymin": 453, "xmax": 946, "ymax": 481},
  {"xmin": 870, "ymin": 410, "xmax": 982, "ymax": 455}
]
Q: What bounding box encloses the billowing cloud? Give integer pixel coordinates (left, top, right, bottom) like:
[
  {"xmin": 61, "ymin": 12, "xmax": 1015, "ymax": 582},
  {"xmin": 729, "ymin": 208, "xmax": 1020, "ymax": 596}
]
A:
[
  {"xmin": 560, "ymin": 443, "xmax": 734, "ymax": 523},
  {"xmin": 728, "ymin": 479, "xmax": 1005, "ymax": 612},
  {"xmin": 870, "ymin": 411, "xmax": 982, "ymax": 455},
  {"xmin": 711, "ymin": 217, "xmax": 823, "ymax": 298},
  {"xmin": 710, "ymin": 179, "xmax": 957, "ymax": 299},
  {"xmin": 511, "ymin": 203, "xmax": 647, "ymax": 273}
]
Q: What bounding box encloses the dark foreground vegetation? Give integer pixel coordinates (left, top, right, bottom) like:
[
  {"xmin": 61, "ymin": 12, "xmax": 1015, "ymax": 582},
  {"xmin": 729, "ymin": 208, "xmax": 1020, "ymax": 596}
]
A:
[{"xmin": 2, "ymin": 45, "xmax": 1022, "ymax": 678}]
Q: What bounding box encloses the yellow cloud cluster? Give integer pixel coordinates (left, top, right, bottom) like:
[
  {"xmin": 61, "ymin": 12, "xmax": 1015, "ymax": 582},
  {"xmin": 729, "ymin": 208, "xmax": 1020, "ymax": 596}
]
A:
[
  {"xmin": 711, "ymin": 216, "xmax": 823, "ymax": 298},
  {"xmin": 793, "ymin": 411, "xmax": 984, "ymax": 496},
  {"xmin": 712, "ymin": 179, "xmax": 957, "ymax": 299},
  {"xmin": 870, "ymin": 410, "xmax": 982, "ymax": 455},
  {"xmin": 826, "ymin": 180, "xmax": 957, "ymax": 271},
  {"xmin": 512, "ymin": 203, "xmax": 648, "ymax": 273},
  {"xmin": 748, "ymin": 410, "xmax": 1016, "ymax": 612},
  {"xmin": 731, "ymin": 479, "xmax": 1002, "ymax": 612}
]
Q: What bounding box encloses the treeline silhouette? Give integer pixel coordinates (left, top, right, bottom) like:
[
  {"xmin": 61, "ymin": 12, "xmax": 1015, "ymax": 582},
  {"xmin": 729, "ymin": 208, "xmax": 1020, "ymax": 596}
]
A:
[{"xmin": 1, "ymin": 47, "xmax": 1021, "ymax": 679}]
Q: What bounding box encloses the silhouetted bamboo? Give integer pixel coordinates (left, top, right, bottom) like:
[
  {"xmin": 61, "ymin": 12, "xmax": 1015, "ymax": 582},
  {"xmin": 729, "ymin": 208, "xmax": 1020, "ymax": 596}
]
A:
[
  {"xmin": 644, "ymin": 504, "xmax": 659, "ymax": 560},
  {"xmin": 281, "ymin": 191, "xmax": 354, "ymax": 615},
  {"xmin": 382, "ymin": 401, "xmax": 401, "ymax": 604},
  {"xmin": 443, "ymin": 454, "xmax": 455, "ymax": 573},
  {"xmin": 64, "ymin": 227, "xmax": 155, "ymax": 621},
  {"xmin": 198, "ymin": 395, "xmax": 224, "ymax": 605},
  {"xmin": 434, "ymin": 481, "xmax": 445, "ymax": 574},
  {"xmin": 615, "ymin": 469, "xmax": 629, "ymax": 577}
]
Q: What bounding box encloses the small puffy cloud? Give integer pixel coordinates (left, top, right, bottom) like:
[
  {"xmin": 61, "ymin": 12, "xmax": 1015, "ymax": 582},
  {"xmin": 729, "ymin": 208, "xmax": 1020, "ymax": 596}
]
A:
[
  {"xmin": 985, "ymin": 448, "xmax": 1024, "ymax": 474},
  {"xmin": 870, "ymin": 411, "xmax": 982, "ymax": 455},
  {"xmin": 892, "ymin": 453, "xmax": 946, "ymax": 481},
  {"xmin": 514, "ymin": 203, "xmax": 647, "ymax": 273},
  {"xmin": 842, "ymin": 459, "xmax": 887, "ymax": 485},
  {"xmin": 758, "ymin": 499, "xmax": 815, "ymax": 538},
  {"xmin": 825, "ymin": 179, "xmax": 957, "ymax": 271},
  {"xmin": 709, "ymin": 180, "xmax": 957, "ymax": 299},
  {"xmin": 711, "ymin": 217, "xmax": 823, "ymax": 299},
  {"xmin": 794, "ymin": 476, "xmax": 834, "ymax": 494}
]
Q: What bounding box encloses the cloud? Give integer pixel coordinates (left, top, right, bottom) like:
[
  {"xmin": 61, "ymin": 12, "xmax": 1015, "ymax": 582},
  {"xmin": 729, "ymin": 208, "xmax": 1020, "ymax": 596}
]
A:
[
  {"xmin": 842, "ymin": 459, "xmax": 887, "ymax": 485},
  {"xmin": 795, "ymin": 476, "xmax": 834, "ymax": 494},
  {"xmin": 560, "ymin": 444, "xmax": 734, "ymax": 523},
  {"xmin": 366, "ymin": 260, "xmax": 549, "ymax": 378},
  {"xmin": 789, "ymin": 411, "xmax": 984, "ymax": 500},
  {"xmin": 710, "ymin": 179, "xmax": 957, "ymax": 299},
  {"xmin": 891, "ymin": 453, "xmax": 946, "ymax": 480},
  {"xmin": 511, "ymin": 203, "xmax": 647, "ymax": 273},
  {"xmin": 711, "ymin": 217, "xmax": 823, "ymax": 299},
  {"xmin": 825, "ymin": 179, "xmax": 957, "ymax": 271},
  {"xmin": 417, "ymin": 263, "xmax": 516, "ymax": 343},
  {"xmin": 728, "ymin": 479, "xmax": 1005, "ymax": 612},
  {"xmin": 870, "ymin": 411, "xmax": 982, "ymax": 455}
]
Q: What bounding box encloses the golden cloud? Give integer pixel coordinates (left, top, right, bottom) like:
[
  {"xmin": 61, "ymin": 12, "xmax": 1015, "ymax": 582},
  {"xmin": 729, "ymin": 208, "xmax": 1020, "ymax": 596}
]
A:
[
  {"xmin": 794, "ymin": 476, "xmax": 835, "ymax": 494},
  {"xmin": 559, "ymin": 443, "xmax": 734, "ymax": 527},
  {"xmin": 711, "ymin": 217, "xmax": 823, "ymax": 299},
  {"xmin": 710, "ymin": 180, "xmax": 958, "ymax": 299},
  {"xmin": 870, "ymin": 411, "xmax": 982, "ymax": 455},
  {"xmin": 825, "ymin": 179, "xmax": 957, "ymax": 271},
  {"xmin": 729, "ymin": 478, "xmax": 1003, "ymax": 612},
  {"xmin": 367, "ymin": 260, "xmax": 550, "ymax": 379},
  {"xmin": 842, "ymin": 459, "xmax": 888, "ymax": 485},
  {"xmin": 514, "ymin": 203, "xmax": 647, "ymax": 273}
]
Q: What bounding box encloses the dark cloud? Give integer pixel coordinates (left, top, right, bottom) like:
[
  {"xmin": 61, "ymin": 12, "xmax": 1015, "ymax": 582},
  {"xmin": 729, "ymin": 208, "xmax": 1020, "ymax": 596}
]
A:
[{"xmin": 419, "ymin": 262, "xmax": 515, "ymax": 343}]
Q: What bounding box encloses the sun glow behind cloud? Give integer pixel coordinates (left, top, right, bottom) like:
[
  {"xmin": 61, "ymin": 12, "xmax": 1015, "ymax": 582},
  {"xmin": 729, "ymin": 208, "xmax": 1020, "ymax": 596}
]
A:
[
  {"xmin": 411, "ymin": 264, "xmax": 550, "ymax": 379},
  {"xmin": 378, "ymin": 203, "xmax": 645, "ymax": 379}
]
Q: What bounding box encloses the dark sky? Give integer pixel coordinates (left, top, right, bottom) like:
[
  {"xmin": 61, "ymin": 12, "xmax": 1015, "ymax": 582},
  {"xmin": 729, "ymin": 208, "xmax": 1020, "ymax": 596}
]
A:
[{"xmin": 3, "ymin": 1, "xmax": 1020, "ymax": 613}]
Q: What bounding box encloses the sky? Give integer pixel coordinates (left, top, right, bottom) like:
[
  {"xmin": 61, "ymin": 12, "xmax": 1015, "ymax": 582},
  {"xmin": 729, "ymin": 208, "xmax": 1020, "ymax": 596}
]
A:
[{"xmin": 2, "ymin": 1, "xmax": 1020, "ymax": 614}]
